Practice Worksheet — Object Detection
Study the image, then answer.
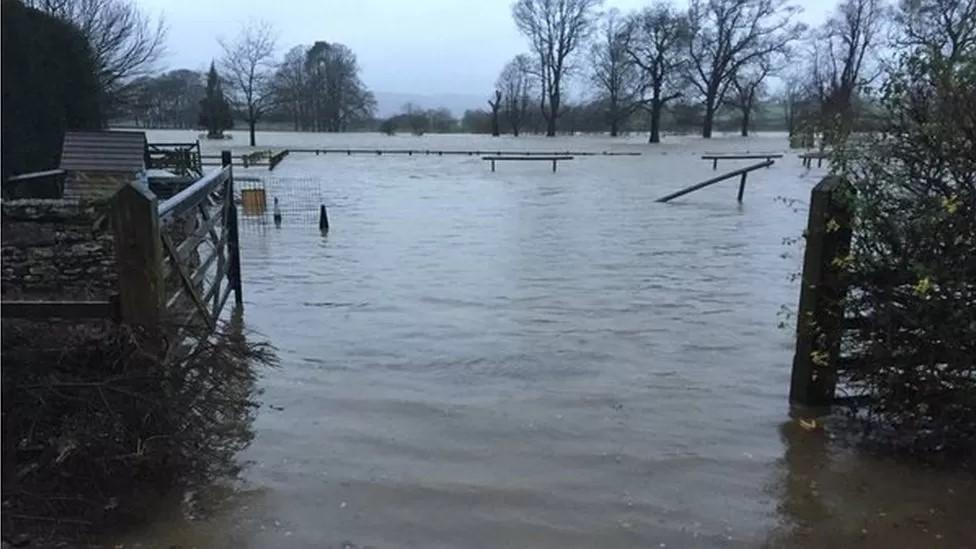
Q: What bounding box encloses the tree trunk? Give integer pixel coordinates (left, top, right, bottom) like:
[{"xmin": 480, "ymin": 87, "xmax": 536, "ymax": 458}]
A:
[
  {"xmin": 610, "ymin": 117, "xmax": 619, "ymax": 137},
  {"xmin": 491, "ymin": 110, "xmax": 500, "ymax": 137},
  {"xmin": 249, "ymin": 120, "xmax": 256, "ymax": 146},
  {"xmin": 702, "ymin": 90, "xmax": 716, "ymax": 138},
  {"xmin": 740, "ymin": 107, "xmax": 750, "ymax": 137},
  {"xmin": 702, "ymin": 105, "xmax": 715, "ymax": 138},
  {"xmin": 649, "ymin": 102, "xmax": 662, "ymax": 144},
  {"xmin": 546, "ymin": 93, "xmax": 559, "ymax": 137}
]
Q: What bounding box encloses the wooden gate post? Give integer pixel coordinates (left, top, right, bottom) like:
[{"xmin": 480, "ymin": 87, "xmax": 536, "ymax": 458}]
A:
[
  {"xmin": 223, "ymin": 151, "xmax": 243, "ymax": 306},
  {"xmin": 790, "ymin": 176, "xmax": 853, "ymax": 406},
  {"xmin": 111, "ymin": 183, "xmax": 164, "ymax": 329}
]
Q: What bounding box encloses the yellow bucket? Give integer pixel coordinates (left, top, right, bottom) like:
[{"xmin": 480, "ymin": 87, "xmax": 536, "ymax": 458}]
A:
[{"xmin": 241, "ymin": 188, "xmax": 266, "ymax": 215}]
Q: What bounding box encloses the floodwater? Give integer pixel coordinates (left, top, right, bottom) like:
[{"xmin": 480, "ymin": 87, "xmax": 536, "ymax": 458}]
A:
[{"xmin": 120, "ymin": 130, "xmax": 974, "ymax": 548}]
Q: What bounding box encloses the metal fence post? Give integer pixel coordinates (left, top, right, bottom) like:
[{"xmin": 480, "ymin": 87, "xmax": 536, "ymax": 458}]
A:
[{"xmin": 223, "ymin": 151, "xmax": 243, "ymax": 306}]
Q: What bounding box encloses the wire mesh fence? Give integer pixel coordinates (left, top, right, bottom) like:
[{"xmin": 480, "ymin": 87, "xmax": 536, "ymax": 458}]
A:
[{"xmin": 234, "ymin": 176, "xmax": 328, "ymax": 230}]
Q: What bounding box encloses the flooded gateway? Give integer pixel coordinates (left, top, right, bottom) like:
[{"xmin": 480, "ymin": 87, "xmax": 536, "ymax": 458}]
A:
[{"xmin": 123, "ymin": 132, "xmax": 974, "ymax": 548}]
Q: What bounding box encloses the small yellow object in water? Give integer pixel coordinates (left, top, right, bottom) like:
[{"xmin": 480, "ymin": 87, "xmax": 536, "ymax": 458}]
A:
[
  {"xmin": 913, "ymin": 276, "xmax": 932, "ymax": 297},
  {"xmin": 798, "ymin": 418, "xmax": 819, "ymax": 431}
]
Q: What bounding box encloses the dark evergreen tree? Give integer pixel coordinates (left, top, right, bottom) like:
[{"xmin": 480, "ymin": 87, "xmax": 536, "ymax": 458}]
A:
[
  {"xmin": 198, "ymin": 62, "xmax": 233, "ymax": 138},
  {"xmin": 1, "ymin": 0, "xmax": 103, "ymax": 179}
]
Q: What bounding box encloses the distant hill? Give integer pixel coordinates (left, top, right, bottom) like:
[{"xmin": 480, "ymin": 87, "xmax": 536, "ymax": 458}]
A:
[{"xmin": 373, "ymin": 91, "xmax": 487, "ymax": 118}]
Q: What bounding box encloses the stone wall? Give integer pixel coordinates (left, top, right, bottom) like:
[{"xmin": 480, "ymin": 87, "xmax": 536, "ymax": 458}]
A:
[{"xmin": 1, "ymin": 199, "xmax": 117, "ymax": 300}]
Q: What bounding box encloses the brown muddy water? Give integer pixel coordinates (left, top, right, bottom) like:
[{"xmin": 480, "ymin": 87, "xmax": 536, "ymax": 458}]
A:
[{"xmin": 116, "ymin": 131, "xmax": 974, "ymax": 548}]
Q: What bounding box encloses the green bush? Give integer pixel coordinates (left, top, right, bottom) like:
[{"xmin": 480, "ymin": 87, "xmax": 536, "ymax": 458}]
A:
[{"xmin": 834, "ymin": 32, "xmax": 976, "ymax": 457}]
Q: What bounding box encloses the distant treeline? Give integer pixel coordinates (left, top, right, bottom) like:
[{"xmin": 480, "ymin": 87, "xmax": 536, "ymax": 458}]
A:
[
  {"xmin": 375, "ymin": 97, "xmax": 799, "ymax": 136},
  {"xmin": 114, "ymin": 86, "xmax": 800, "ymax": 137},
  {"xmin": 107, "ymin": 0, "xmax": 899, "ymax": 146},
  {"xmin": 4, "ymin": 0, "xmax": 896, "ymax": 156}
]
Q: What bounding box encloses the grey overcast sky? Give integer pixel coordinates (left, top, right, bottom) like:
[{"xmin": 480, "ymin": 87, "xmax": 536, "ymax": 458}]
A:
[{"xmin": 137, "ymin": 0, "xmax": 835, "ymax": 97}]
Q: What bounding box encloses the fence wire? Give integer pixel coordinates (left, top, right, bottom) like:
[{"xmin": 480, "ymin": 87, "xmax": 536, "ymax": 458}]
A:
[{"xmin": 234, "ymin": 176, "xmax": 328, "ymax": 229}]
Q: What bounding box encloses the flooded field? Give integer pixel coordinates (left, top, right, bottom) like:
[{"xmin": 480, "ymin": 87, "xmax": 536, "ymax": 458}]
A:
[{"xmin": 122, "ymin": 130, "xmax": 974, "ymax": 548}]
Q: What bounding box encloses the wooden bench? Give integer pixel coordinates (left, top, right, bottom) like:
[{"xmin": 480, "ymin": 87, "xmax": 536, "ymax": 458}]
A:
[
  {"xmin": 701, "ymin": 153, "xmax": 783, "ymax": 170},
  {"xmin": 483, "ymin": 155, "xmax": 573, "ymax": 173}
]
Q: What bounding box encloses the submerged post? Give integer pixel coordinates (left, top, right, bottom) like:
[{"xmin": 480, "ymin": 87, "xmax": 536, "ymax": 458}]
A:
[
  {"xmin": 319, "ymin": 205, "xmax": 329, "ymax": 232},
  {"xmin": 737, "ymin": 173, "xmax": 747, "ymax": 202},
  {"xmin": 790, "ymin": 176, "xmax": 853, "ymax": 406}
]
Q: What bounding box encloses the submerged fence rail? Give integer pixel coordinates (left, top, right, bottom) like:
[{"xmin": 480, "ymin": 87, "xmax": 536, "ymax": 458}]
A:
[
  {"xmin": 201, "ymin": 150, "xmax": 289, "ymax": 171},
  {"xmin": 701, "ymin": 153, "xmax": 783, "ymax": 170},
  {"xmin": 656, "ymin": 160, "xmax": 774, "ymax": 203},
  {"xmin": 289, "ymin": 148, "xmax": 641, "ymax": 157}
]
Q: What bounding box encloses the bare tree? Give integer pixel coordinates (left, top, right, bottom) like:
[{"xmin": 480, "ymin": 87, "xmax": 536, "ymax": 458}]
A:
[
  {"xmin": 512, "ymin": 0, "xmax": 602, "ymax": 137},
  {"xmin": 779, "ymin": 71, "xmax": 806, "ymax": 136},
  {"xmin": 488, "ymin": 89, "xmax": 503, "ymax": 136},
  {"xmin": 810, "ymin": 0, "xmax": 888, "ymax": 143},
  {"xmin": 497, "ymin": 55, "xmax": 535, "ymax": 136},
  {"xmin": 621, "ymin": 2, "xmax": 689, "ymax": 143},
  {"xmin": 31, "ymin": 0, "xmax": 166, "ymax": 108},
  {"xmin": 725, "ymin": 57, "xmax": 772, "ymax": 136},
  {"xmin": 687, "ymin": 0, "xmax": 803, "ymax": 138},
  {"xmin": 273, "ymin": 46, "xmax": 310, "ymax": 131},
  {"xmin": 220, "ymin": 21, "xmax": 277, "ymax": 146},
  {"xmin": 589, "ymin": 9, "xmax": 644, "ymax": 136},
  {"xmin": 897, "ymin": 0, "xmax": 976, "ymax": 63}
]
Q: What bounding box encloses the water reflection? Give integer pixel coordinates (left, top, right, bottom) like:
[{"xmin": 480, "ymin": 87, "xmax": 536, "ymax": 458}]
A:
[{"xmin": 767, "ymin": 420, "xmax": 976, "ymax": 548}]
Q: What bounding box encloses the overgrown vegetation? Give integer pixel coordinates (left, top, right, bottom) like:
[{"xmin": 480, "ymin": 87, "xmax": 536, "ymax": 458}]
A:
[
  {"xmin": 1, "ymin": 0, "xmax": 103, "ymax": 179},
  {"xmin": 29, "ymin": 0, "xmax": 167, "ymax": 113},
  {"xmin": 831, "ymin": 0, "xmax": 975, "ymax": 458},
  {"xmin": 1, "ymin": 320, "xmax": 276, "ymax": 544}
]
